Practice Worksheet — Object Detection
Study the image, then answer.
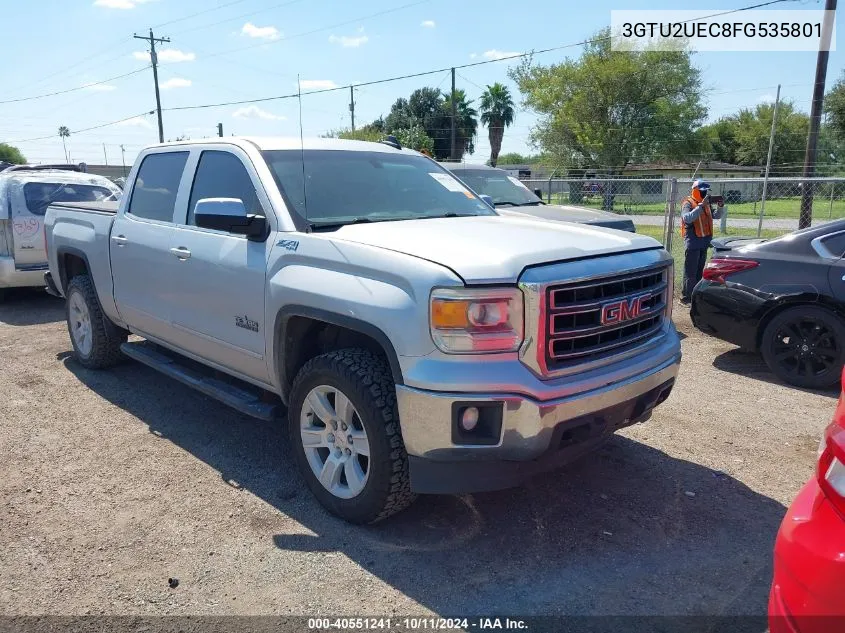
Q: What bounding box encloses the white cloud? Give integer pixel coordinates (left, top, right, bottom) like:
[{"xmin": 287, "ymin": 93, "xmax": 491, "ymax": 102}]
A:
[
  {"xmin": 84, "ymin": 83, "xmax": 116, "ymax": 92},
  {"xmin": 328, "ymin": 34, "xmax": 368, "ymax": 48},
  {"xmin": 241, "ymin": 22, "xmax": 281, "ymax": 40},
  {"xmin": 232, "ymin": 105, "xmax": 286, "ymax": 121},
  {"xmin": 133, "ymin": 48, "xmax": 196, "ymax": 63},
  {"xmin": 116, "ymin": 116, "xmax": 153, "ymax": 130},
  {"xmin": 757, "ymin": 93, "xmax": 776, "ymax": 103},
  {"xmin": 469, "ymin": 53, "xmax": 477, "ymax": 59},
  {"xmin": 160, "ymin": 77, "xmax": 192, "ymax": 90},
  {"xmin": 93, "ymin": 0, "xmax": 152, "ymax": 9},
  {"xmin": 299, "ymin": 79, "xmax": 338, "ymax": 90},
  {"xmin": 421, "ymin": 20, "xmax": 435, "ymax": 28},
  {"xmin": 483, "ymin": 49, "xmax": 521, "ymax": 61}
]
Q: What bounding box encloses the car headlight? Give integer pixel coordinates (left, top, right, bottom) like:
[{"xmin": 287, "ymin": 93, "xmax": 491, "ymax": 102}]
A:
[{"xmin": 430, "ymin": 287, "xmax": 524, "ymax": 354}]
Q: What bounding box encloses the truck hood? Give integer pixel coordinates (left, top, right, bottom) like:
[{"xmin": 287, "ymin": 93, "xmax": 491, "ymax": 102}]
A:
[
  {"xmin": 331, "ymin": 215, "xmax": 660, "ymax": 283},
  {"xmin": 497, "ymin": 204, "xmax": 636, "ymax": 232}
]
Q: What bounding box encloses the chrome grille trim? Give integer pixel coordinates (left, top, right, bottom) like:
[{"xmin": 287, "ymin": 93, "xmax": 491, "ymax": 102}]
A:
[
  {"xmin": 518, "ymin": 249, "xmax": 675, "ymax": 380},
  {"xmin": 549, "ymin": 302, "xmax": 667, "ymax": 338}
]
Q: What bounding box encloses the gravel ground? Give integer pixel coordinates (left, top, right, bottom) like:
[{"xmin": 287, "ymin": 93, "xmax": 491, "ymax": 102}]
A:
[{"xmin": 0, "ymin": 289, "xmax": 837, "ymax": 618}]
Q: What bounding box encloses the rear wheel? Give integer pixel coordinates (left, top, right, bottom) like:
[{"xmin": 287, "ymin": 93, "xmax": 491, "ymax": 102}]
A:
[
  {"xmin": 66, "ymin": 275, "xmax": 127, "ymax": 369},
  {"xmin": 288, "ymin": 349, "xmax": 415, "ymax": 523},
  {"xmin": 760, "ymin": 306, "xmax": 845, "ymax": 389}
]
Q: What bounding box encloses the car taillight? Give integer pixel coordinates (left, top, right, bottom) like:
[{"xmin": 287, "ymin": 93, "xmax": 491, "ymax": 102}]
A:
[
  {"xmin": 817, "ymin": 367, "xmax": 845, "ymax": 519},
  {"xmin": 702, "ymin": 258, "xmax": 759, "ymax": 284}
]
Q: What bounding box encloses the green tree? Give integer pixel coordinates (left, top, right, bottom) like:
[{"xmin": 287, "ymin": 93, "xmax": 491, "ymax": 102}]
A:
[
  {"xmin": 732, "ymin": 101, "xmax": 808, "ymax": 169},
  {"xmin": 0, "ymin": 143, "xmax": 26, "ymax": 164},
  {"xmin": 58, "ymin": 125, "xmax": 70, "ymax": 163},
  {"xmin": 509, "ymin": 29, "xmax": 705, "ymax": 205},
  {"xmin": 696, "ymin": 118, "xmax": 739, "ymax": 165},
  {"xmin": 393, "ymin": 124, "xmax": 434, "ymax": 154},
  {"xmin": 440, "ymin": 89, "xmax": 477, "ymax": 160},
  {"xmin": 479, "ymin": 83, "xmax": 515, "ymax": 166},
  {"xmin": 824, "ymin": 70, "xmax": 845, "ymax": 141}
]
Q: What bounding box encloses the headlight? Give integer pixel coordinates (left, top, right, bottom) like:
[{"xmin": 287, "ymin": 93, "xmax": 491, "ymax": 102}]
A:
[{"xmin": 430, "ymin": 287, "xmax": 523, "ymax": 354}]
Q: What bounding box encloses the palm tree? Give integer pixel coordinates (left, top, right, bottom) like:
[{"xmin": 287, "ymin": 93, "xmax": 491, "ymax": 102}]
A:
[
  {"xmin": 479, "ymin": 83, "xmax": 515, "ymax": 167},
  {"xmin": 441, "ymin": 89, "xmax": 478, "ymax": 160},
  {"xmin": 58, "ymin": 126, "xmax": 70, "ymax": 163}
]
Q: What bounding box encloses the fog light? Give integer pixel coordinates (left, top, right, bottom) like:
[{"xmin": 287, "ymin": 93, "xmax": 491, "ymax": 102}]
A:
[{"xmin": 460, "ymin": 406, "xmax": 480, "ymax": 431}]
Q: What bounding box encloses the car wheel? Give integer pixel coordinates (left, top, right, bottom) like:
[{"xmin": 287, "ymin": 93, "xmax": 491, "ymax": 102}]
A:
[
  {"xmin": 760, "ymin": 305, "xmax": 845, "ymax": 389},
  {"xmin": 288, "ymin": 348, "xmax": 415, "ymax": 523},
  {"xmin": 66, "ymin": 274, "xmax": 127, "ymax": 369}
]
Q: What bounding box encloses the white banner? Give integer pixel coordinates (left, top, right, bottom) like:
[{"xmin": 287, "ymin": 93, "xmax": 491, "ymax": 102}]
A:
[{"xmin": 610, "ymin": 10, "xmax": 835, "ymax": 52}]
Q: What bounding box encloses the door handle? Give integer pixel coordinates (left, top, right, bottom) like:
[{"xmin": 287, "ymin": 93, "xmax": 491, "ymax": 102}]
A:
[
  {"xmin": 111, "ymin": 234, "xmax": 128, "ymax": 246},
  {"xmin": 170, "ymin": 246, "xmax": 191, "ymax": 260}
]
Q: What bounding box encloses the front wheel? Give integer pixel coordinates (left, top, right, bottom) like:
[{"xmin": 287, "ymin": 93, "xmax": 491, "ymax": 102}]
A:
[
  {"xmin": 288, "ymin": 349, "xmax": 415, "ymax": 523},
  {"xmin": 760, "ymin": 305, "xmax": 845, "ymax": 389}
]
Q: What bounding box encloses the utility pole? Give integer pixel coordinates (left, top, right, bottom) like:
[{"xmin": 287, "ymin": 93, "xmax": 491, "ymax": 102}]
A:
[
  {"xmin": 450, "ymin": 67, "xmax": 457, "ymax": 161},
  {"xmin": 103, "ymin": 143, "xmax": 108, "ymax": 166},
  {"xmin": 757, "ymin": 84, "xmax": 780, "ymax": 237},
  {"xmin": 349, "ymin": 86, "xmax": 355, "ymax": 132},
  {"xmin": 217, "ymin": 123, "xmax": 223, "ymax": 137},
  {"xmin": 120, "ymin": 144, "xmax": 127, "ymax": 177},
  {"xmin": 799, "ymin": 0, "xmax": 837, "ymax": 229},
  {"xmin": 134, "ymin": 29, "xmax": 170, "ymax": 144}
]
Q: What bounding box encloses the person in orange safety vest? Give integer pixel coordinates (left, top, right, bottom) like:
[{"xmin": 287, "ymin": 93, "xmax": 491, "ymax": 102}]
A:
[{"xmin": 680, "ymin": 179, "xmax": 725, "ymax": 305}]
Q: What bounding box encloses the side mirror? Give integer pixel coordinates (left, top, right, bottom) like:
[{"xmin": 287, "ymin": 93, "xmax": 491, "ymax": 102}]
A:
[
  {"xmin": 479, "ymin": 194, "xmax": 494, "ymax": 209},
  {"xmin": 533, "ymin": 188, "xmax": 544, "ymax": 199},
  {"xmin": 193, "ymin": 198, "xmax": 267, "ymax": 240}
]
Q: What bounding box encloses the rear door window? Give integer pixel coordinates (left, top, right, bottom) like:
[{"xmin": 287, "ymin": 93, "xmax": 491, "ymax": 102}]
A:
[{"xmin": 128, "ymin": 152, "xmax": 189, "ymax": 222}]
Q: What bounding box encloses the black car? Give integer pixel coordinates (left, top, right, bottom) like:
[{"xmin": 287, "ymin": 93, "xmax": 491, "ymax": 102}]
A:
[
  {"xmin": 691, "ymin": 219, "xmax": 845, "ymax": 388},
  {"xmin": 445, "ymin": 164, "xmax": 636, "ymax": 233}
]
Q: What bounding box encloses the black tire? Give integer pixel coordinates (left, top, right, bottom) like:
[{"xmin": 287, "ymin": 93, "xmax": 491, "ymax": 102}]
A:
[
  {"xmin": 65, "ymin": 274, "xmax": 127, "ymax": 369},
  {"xmin": 288, "ymin": 348, "xmax": 415, "ymax": 523},
  {"xmin": 760, "ymin": 305, "xmax": 845, "ymax": 389}
]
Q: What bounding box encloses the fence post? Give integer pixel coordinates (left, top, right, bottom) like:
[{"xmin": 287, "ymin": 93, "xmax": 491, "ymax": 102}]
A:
[
  {"xmin": 665, "ymin": 178, "xmax": 678, "ymax": 253},
  {"xmin": 830, "ymin": 182, "xmax": 835, "ymax": 219},
  {"xmin": 547, "ymin": 174, "xmax": 553, "ymax": 204}
]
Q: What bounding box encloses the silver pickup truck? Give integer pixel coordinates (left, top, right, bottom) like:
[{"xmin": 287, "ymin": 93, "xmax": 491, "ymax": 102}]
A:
[{"xmin": 45, "ymin": 137, "xmax": 681, "ymax": 523}]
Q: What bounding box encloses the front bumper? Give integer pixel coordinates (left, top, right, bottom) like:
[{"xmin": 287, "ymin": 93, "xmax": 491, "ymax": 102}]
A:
[
  {"xmin": 397, "ymin": 347, "xmax": 680, "ymax": 494},
  {"xmin": 0, "ymin": 257, "xmax": 48, "ymax": 289},
  {"xmin": 769, "ymin": 478, "xmax": 845, "ymax": 633}
]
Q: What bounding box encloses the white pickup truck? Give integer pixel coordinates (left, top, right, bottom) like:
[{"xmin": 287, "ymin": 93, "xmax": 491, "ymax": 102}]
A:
[{"xmin": 45, "ymin": 137, "xmax": 681, "ymax": 523}]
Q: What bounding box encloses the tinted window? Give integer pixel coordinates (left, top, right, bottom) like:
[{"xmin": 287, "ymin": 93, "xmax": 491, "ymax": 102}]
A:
[
  {"xmin": 821, "ymin": 232, "xmax": 845, "ymax": 258},
  {"xmin": 128, "ymin": 152, "xmax": 189, "ymax": 222},
  {"xmin": 187, "ymin": 151, "xmax": 264, "ymax": 225},
  {"xmin": 23, "ymin": 182, "xmax": 118, "ymax": 215},
  {"xmin": 452, "ymin": 169, "xmax": 540, "ymax": 206},
  {"xmin": 263, "ymin": 150, "xmax": 494, "ymax": 225}
]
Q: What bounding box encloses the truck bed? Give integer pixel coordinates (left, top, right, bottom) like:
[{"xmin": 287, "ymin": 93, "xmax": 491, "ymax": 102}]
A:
[{"xmin": 49, "ymin": 200, "xmax": 119, "ymax": 214}]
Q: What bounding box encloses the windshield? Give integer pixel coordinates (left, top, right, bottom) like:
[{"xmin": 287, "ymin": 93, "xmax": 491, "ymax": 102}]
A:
[
  {"xmin": 262, "ymin": 150, "xmax": 495, "ymax": 226},
  {"xmin": 23, "ymin": 181, "xmax": 119, "ymax": 215},
  {"xmin": 452, "ymin": 169, "xmax": 541, "ymax": 206}
]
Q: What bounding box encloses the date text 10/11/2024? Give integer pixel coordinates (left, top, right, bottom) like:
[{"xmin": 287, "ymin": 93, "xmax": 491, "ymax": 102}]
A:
[{"xmin": 307, "ymin": 618, "xmax": 529, "ymax": 630}]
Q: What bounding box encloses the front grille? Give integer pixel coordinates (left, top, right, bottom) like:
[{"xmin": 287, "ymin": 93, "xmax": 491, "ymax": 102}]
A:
[{"xmin": 544, "ymin": 265, "xmax": 669, "ymax": 370}]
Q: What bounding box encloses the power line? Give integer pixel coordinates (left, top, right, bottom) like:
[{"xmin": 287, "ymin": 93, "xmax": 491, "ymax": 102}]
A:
[
  {"xmin": 172, "ymin": 0, "xmax": 307, "ymax": 36},
  {"xmin": 5, "ymin": 111, "xmax": 155, "ymax": 144},
  {"xmin": 0, "ymin": 66, "xmax": 150, "ymax": 105},
  {"xmin": 152, "ymin": 0, "xmax": 252, "ymax": 29}
]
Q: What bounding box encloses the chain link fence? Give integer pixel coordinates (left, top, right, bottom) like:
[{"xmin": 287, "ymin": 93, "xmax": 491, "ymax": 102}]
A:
[{"xmin": 519, "ymin": 176, "xmax": 845, "ymax": 295}]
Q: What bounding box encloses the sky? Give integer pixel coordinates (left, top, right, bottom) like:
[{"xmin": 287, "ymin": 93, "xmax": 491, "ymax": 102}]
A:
[{"xmin": 0, "ymin": 0, "xmax": 842, "ymax": 167}]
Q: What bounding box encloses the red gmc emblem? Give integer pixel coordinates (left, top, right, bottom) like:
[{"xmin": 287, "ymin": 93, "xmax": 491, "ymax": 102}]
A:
[{"xmin": 600, "ymin": 293, "xmax": 651, "ymax": 326}]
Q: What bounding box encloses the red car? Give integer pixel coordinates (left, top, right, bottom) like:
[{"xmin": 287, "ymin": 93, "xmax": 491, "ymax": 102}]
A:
[{"xmin": 769, "ymin": 368, "xmax": 845, "ymax": 633}]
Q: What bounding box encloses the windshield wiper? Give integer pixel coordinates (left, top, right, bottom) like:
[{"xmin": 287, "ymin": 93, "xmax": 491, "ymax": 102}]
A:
[
  {"xmin": 494, "ymin": 200, "xmax": 543, "ymax": 207},
  {"xmin": 308, "ymin": 217, "xmax": 375, "ymax": 231}
]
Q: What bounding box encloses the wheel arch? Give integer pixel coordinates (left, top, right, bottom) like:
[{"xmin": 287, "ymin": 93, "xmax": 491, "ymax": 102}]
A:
[
  {"xmin": 756, "ymin": 295, "xmax": 845, "ymax": 349},
  {"xmin": 273, "ymin": 306, "xmax": 404, "ymax": 405},
  {"xmin": 55, "ymin": 246, "xmax": 92, "ymax": 296}
]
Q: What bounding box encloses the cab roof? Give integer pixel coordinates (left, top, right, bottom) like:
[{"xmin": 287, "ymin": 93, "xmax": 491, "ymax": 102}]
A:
[{"xmin": 146, "ymin": 136, "xmax": 418, "ymax": 154}]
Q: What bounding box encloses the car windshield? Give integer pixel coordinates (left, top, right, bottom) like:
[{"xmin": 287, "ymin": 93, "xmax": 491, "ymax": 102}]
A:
[
  {"xmin": 23, "ymin": 181, "xmax": 119, "ymax": 215},
  {"xmin": 451, "ymin": 169, "xmax": 541, "ymax": 206},
  {"xmin": 262, "ymin": 150, "xmax": 496, "ymax": 227}
]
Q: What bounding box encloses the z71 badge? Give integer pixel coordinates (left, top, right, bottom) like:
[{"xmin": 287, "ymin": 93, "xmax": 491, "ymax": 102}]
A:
[
  {"xmin": 235, "ymin": 315, "xmax": 259, "ymax": 332},
  {"xmin": 278, "ymin": 239, "xmax": 299, "ymax": 252}
]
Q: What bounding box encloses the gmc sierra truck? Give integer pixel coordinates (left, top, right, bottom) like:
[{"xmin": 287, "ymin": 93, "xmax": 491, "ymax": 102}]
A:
[{"xmin": 44, "ymin": 137, "xmax": 681, "ymax": 523}]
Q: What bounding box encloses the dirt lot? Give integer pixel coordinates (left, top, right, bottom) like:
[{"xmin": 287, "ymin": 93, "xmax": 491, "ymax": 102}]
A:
[{"xmin": 0, "ymin": 289, "xmax": 837, "ymax": 617}]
